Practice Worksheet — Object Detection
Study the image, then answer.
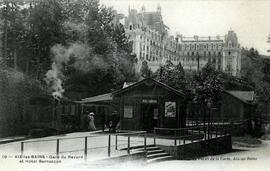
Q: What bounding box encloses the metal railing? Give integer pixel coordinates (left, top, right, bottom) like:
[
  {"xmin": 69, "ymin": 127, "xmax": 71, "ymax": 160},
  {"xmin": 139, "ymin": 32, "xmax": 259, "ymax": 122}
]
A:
[
  {"xmin": 20, "ymin": 130, "xmax": 147, "ymax": 160},
  {"xmin": 154, "ymin": 124, "xmax": 229, "ymax": 146}
]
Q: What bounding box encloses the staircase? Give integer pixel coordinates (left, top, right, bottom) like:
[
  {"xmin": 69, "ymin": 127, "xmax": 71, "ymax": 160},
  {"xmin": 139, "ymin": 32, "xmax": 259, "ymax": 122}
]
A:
[{"xmin": 120, "ymin": 144, "xmax": 175, "ymax": 163}]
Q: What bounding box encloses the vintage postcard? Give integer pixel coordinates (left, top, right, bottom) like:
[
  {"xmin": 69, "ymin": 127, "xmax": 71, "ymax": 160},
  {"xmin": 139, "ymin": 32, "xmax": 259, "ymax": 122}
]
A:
[{"xmin": 0, "ymin": 0, "xmax": 270, "ymax": 170}]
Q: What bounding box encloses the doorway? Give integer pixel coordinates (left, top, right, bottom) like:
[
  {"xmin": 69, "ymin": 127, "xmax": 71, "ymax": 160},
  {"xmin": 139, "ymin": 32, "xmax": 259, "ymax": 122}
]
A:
[{"xmin": 141, "ymin": 103, "xmax": 159, "ymax": 132}]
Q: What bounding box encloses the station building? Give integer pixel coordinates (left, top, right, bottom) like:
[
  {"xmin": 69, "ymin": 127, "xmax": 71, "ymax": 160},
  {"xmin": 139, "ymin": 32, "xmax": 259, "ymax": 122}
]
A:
[{"xmin": 81, "ymin": 78, "xmax": 187, "ymax": 131}]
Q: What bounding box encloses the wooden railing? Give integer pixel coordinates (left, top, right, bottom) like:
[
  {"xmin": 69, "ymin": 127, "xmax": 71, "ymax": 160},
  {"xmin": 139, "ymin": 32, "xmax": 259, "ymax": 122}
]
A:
[{"xmin": 20, "ymin": 131, "xmax": 147, "ymax": 160}]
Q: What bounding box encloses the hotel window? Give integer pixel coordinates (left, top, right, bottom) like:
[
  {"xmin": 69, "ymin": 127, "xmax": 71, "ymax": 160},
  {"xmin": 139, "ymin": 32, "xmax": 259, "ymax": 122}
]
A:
[
  {"xmin": 228, "ymin": 41, "xmax": 232, "ymax": 48},
  {"xmin": 219, "ymin": 44, "xmax": 222, "ymax": 49},
  {"xmin": 146, "ymin": 54, "xmax": 149, "ymax": 60}
]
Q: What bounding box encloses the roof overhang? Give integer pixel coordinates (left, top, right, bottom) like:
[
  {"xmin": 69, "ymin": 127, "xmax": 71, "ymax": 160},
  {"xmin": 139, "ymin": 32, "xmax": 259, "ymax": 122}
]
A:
[{"xmin": 81, "ymin": 93, "xmax": 113, "ymax": 104}]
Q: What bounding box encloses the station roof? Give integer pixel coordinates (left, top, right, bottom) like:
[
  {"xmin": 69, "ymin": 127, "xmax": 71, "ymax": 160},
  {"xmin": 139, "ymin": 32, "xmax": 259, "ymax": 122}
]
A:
[
  {"xmin": 81, "ymin": 78, "xmax": 185, "ymax": 103},
  {"xmin": 224, "ymin": 90, "xmax": 255, "ymax": 104},
  {"xmin": 81, "ymin": 93, "xmax": 113, "ymax": 104},
  {"xmin": 112, "ymin": 77, "xmax": 185, "ymax": 97}
]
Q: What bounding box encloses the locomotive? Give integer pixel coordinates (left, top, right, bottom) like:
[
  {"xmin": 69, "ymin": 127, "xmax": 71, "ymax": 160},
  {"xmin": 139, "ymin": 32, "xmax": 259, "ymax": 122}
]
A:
[
  {"xmin": 27, "ymin": 95, "xmax": 116, "ymax": 136},
  {"xmin": 28, "ymin": 95, "xmax": 82, "ymax": 135}
]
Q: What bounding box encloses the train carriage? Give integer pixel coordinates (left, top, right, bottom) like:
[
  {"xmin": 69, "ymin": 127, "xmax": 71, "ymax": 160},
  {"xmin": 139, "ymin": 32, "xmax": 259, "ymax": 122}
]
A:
[{"xmin": 28, "ymin": 95, "xmax": 82, "ymax": 135}]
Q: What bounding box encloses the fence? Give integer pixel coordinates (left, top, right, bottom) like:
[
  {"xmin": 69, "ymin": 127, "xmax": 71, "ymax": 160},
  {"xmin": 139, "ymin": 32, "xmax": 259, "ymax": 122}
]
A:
[
  {"xmin": 186, "ymin": 118, "xmax": 248, "ymax": 126},
  {"xmin": 154, "ymin": 124, "xmax": 229, "ymax": 146},
  {"xmin": 20, "ymin": 131, "xmax": 147, "ymax": 160}
]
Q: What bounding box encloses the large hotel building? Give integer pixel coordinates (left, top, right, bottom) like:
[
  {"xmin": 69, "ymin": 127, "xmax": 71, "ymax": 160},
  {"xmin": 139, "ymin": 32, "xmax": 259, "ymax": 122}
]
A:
[{"xmin": 120, "ymin": 6, "xmax": 241, "ymax": 76}]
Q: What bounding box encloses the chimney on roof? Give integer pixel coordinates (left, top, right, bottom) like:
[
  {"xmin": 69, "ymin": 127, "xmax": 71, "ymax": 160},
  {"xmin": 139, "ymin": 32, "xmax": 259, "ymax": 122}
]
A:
[
  {"xmin": 157, "ymin": 4, "xmax": 161, "ymax": 13},
  {"xmin": 141, "ymin": 5, "xmax": 145, "ymax": 13}
]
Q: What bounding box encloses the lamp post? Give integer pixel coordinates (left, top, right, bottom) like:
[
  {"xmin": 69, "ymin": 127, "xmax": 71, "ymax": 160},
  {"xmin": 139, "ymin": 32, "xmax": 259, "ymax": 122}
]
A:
[{"xmin": 207, "ymin": 100, "xmax": 212, "ymax": 139}]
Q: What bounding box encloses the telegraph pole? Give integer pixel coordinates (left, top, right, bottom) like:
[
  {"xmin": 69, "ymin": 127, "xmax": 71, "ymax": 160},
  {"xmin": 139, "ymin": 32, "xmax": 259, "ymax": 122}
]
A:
[{"xmin": 197, "ymin": 55, "xmax": 200, "ymax": 72}]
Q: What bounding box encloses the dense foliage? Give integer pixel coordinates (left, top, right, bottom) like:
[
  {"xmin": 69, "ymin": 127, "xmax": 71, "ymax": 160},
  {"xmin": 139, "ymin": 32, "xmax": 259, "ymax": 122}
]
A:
[
  {"xmin": 240, "ymin": 48, "xmax": 270, "ymax": 119},
  {"xmin": 0, "ymin": 0, "xmax": 138, "ymax": 100},
  {"xmin": 0, "ymin": 0, "xmax": 137, "ymax": 136},
  {"xmin": 154, "ymin": 60, "xmax": 186, "ymax": 90}
]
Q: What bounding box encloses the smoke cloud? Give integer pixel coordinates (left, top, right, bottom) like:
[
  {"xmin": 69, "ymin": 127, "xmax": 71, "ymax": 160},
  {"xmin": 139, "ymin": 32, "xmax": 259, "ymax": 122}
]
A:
[{"xmin": 45, "ymin": 42, "xmax": 110, "ymax": 99}]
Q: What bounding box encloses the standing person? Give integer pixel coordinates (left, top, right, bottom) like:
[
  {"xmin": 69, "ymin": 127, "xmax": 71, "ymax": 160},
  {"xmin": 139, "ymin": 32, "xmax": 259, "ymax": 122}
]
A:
[
  {"xmin": 88, "ymin": 112, "xmax": 96, "ymax": 131},
  {"xmin": 109, "ymin": 111, "xmax": 117, "ymax": 133}
]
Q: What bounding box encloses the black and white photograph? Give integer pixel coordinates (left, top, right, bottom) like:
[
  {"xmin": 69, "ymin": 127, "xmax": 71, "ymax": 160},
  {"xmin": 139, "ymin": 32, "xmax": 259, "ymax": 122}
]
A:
[{"xmin": 0, "ymin": 0, "xmax": 270, "ymax": 170}]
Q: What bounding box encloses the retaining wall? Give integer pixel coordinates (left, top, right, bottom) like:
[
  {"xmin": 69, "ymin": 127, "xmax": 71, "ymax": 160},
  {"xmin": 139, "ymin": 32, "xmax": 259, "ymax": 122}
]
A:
[{"xmin": 158, "ymin": 135, "xmax": 232, "ymax": 160}]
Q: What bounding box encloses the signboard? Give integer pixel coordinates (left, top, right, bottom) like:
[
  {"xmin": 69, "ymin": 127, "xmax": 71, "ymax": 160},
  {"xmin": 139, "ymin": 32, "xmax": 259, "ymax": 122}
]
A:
[
  {"xmin": 142, "ymin": 99, "xmax": 158, "ymax": 104},
  {"xmin": 124, "ymin": 105, "xmax": 133, "ymax": 118},
  {"xmin": 165, "ymin": 101, "xmax": 176, "ymax": 117}
]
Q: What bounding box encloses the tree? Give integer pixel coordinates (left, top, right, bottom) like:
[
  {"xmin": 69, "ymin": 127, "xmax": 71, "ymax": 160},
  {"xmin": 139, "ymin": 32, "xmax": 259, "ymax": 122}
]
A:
[
  {"xmin": 0, "ymin": 0, "xmax": 138, "ymax": 100},
  {"xmin": 51, "ymin": 0, "xmax": 137, "ymax": 99},
  {"xmin": 140, "ymin": 61, "xmax": 152, "ymax": 78},
  {"xmin": 0, "ymin": 1, "xmax": 22, "ymax": 69},
  {"xmin": 193, "ymin": 62, "xmax": 223, "ymax": 106},
  {"xmin": 171, "ymin": 62, "xmax": 186, "ymax": 90},
  {"xmin": 154, "ymin": 60, "xmax": 186, "ymax": 90},
  {"xmin": 262, "ymin": 58, "xmax": 270, "ymax": 83}
]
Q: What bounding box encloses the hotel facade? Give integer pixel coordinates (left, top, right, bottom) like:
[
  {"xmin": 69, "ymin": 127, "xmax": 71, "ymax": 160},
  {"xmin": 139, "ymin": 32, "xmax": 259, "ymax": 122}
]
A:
[{"xmin": 121, "ymin": 6, "xmax": 241, "ymax": 77}]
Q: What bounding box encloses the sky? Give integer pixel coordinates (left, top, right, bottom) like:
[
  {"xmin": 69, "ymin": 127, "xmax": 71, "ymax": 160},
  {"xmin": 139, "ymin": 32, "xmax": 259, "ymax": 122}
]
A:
[{"xmin": 100, "ymin": 0, "xmax": 270, "ymax": 55}]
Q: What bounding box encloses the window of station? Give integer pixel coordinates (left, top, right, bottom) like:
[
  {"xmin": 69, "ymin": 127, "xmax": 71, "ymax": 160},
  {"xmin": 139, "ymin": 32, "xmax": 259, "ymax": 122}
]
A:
[{"xmin": 124, "ymin": 105, "xmax": 133, "ymax": 118}]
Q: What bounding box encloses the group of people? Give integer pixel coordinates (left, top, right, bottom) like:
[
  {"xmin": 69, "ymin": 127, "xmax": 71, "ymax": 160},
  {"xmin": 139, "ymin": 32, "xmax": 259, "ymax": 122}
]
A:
[{"xmin": 85, "ymin": 111, "xmax": 120, "ymax": 133}]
